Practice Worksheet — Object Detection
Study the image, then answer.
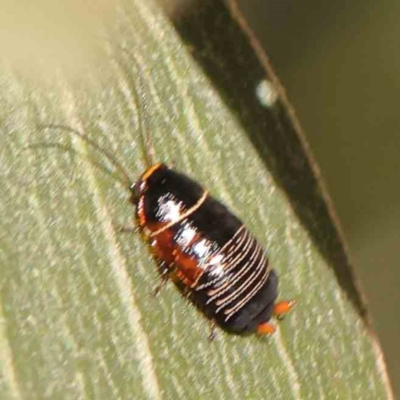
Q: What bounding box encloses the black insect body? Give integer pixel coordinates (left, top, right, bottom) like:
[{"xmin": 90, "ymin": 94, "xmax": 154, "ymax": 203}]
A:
[
  {"xmin": 134, "ymin": 163, "xmax": 294, "ymax": 335},
  {"xmin": 36, "ymin": 124, "xmax": 294, "ymax": 337}
]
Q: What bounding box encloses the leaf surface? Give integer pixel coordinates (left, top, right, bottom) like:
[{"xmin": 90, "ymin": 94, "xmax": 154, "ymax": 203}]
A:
[{"xmin": 0, "ymin": 1, "xmax": 392, "ymax": 399}]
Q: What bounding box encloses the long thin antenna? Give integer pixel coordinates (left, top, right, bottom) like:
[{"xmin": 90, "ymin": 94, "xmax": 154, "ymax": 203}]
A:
[
  {"xmin": 119, "ymin": 47, "xmax": 155, "ymax": 169},
  {"xmin": 38, "ymin": 124, "xmax": 134, "ymax": 187},
  {"xmin": 24, "ymin": 142, "xmax": 129, "ymax": 188}
]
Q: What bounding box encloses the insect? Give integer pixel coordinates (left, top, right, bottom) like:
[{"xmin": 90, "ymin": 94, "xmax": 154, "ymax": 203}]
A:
[
  {"xmin": 34, "ymin": 55, "xmax": 294, "ymax": 336},
  {"xmin": 34, "ymin": 124, "xmax": 295, "ymax": 338},
  {"xmin": 133, "ymin": 162, "xmax": 295, "ymax": 336}
]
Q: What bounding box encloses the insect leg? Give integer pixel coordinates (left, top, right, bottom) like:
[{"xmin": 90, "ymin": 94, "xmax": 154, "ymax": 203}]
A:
[
  {"xmin": 115, "ymin": 225, "xmax": 140, "ymax": 234},
  {"xmin": 153, "ymin": 261, "xmax": 171, "ymax": 296},
  {"xmin": 208, "ymin": 320, "xmax": 217, "ymax": 341}
]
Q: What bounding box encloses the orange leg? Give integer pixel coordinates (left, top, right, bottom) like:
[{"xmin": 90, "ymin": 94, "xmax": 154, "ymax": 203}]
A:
[{"xmin": 273, "ymin": 300, "xmax": 296, "ymax": 320}]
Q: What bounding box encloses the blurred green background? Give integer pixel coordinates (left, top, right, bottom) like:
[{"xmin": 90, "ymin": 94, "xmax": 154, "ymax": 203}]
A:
[{"xmin": 238, "ymin": 0, "xmax": 399, "ymax": 396}]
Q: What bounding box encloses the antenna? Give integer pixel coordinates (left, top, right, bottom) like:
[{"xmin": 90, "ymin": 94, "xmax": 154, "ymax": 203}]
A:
[
  {"xmin": 119, "ymin": 47, "xmax": 155, "ymax": 169},
  {"xmin": 24, "ymin": 142, "xmax": 129, "ymax": 188},
  {"xmin": 37, "ymin": 124, "xmax": 134, "ymax": 187}
]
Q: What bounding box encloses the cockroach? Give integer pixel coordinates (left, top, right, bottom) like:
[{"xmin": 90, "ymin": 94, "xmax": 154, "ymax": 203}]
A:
[{"xmin": 32, "ymin": 60, "xmax": 294, "ymax": 338}]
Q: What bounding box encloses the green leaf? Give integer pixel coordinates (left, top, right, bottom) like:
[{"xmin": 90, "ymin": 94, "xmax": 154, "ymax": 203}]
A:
[{"xmin": 0, "ymin": 0, "xmax": 393, "ymax": 399}]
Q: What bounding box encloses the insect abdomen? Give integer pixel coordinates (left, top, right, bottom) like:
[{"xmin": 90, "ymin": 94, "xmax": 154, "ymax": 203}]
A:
[
  {"xmin": 135, "ymin": 165, "xmax": 279, "ymax": 334},
  {"xmin": 191, "ymin": 223, "xmax": 277, "ymax": 334}
]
